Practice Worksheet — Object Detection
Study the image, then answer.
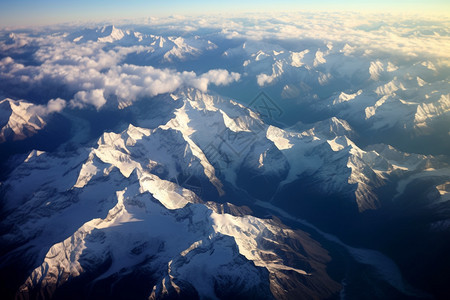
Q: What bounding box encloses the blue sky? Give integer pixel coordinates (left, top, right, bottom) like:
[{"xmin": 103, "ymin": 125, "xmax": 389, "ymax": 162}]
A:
[{"xmin": 0, "ymin": 0, "xmax": 449, "ymax": 27}]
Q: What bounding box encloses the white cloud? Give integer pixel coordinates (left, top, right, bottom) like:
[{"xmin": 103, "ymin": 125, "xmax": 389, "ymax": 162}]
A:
[
  {"xmin": 0, "ymin": 57, "xmax": 14, "ymax": 65},
  {"xmin": 0, "ymin": 34, "xmax": 241, "ymax": 109},
  {"xmin": 0, "ymin": 33, "xmax": 29, "ymax": 52},
  {"xmin": 0, "ymin": 13, "xmax": 448, "ymax": 112},
  {"xmin": 86, "ymin": 65, "xmax": 240, "ymax": 108},
  {"xmin": 71, "ymin": 89, "xmax": 106, "ymax": 110},
  {"xmin": 30, "ymin": 98, "xmax": 67, "ymax": 116},
  {"xmin": 46, "ymin": 98, "xmax": 67, "ymax": 113},
  {"xmin": 201, "ymin": 69, "xmax": 241, "ymax": 86},
  {"xmin": 59, "ymin": 64, "xmax": 241, "ymax": 109},
  {"xmin": 0, "ymin": 56, "xmax": 24, "ymax": 73},
  {"xmin": 256, "ymin": 73, "xmax": 274, "ymax": 86},
  {"xmin": 124, "ymin": 12, "xmax": 450, "ymax": 65}
]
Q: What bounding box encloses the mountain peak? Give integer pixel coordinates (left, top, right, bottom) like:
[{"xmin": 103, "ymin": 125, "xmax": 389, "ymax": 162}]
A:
[
  {"xmin": 97, "ymin": 25, "xmax": 124, "ymax": 42},
  {"xmin": 0, "ymin": 98, "xmax": 59, "ymax": 143},
  {"xmin": 100, "ymin": 24, "xmax": 116, "ymax": 33}
]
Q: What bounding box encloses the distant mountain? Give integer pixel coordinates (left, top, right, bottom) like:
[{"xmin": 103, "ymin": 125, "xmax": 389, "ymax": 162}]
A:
[
  {"xmin": 69, "ymin": 25, "xmax": 127, "ymax": 43},
  {"xmin": 228, "ymin": 40, "xmax": 449, "ymax": 140},
  {"xmin": 68, "ymin": 25, "xmax": 217, "ymax": 62}
]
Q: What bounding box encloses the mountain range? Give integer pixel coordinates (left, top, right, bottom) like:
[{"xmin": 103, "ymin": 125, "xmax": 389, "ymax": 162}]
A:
[{"xmin": 0, "ymin": 22, "xmax": 449, "ymax": 299}]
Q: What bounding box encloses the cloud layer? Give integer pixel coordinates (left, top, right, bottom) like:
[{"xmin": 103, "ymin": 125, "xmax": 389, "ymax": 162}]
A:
[
  {"xmin": 0, "ymin": 31, "xmax": 241, "ymax": 109},
  {"xmin": 31, "ymin": 98, "xmax": 67, "ymax": 116},
  {"xmin": 0, "ymin": 12, "xmax": 448, "ymax": 114},
  {"xmin": 88, "ymin": 12, "xmax": 446, "ymax": 67}
]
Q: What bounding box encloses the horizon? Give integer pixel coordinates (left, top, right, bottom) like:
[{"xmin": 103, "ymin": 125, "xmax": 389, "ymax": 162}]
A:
[
  {"xmin": 1, "ymin": 1, "xmax": 450, "ymax": 299},
  {"xmin": 1, "ymin": 0, "xmax": 449, "ymax": 28}
]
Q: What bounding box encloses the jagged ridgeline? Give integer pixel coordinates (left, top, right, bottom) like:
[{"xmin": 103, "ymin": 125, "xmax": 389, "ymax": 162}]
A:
[{"xmin": 0, "ymin": 18, "xmax": 449, "ymax": 300}]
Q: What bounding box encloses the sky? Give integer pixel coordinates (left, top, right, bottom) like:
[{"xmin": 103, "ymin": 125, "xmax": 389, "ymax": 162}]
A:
[{"xmin": 0, "ymin": 0, "xmax": 449, "ymax": 28}]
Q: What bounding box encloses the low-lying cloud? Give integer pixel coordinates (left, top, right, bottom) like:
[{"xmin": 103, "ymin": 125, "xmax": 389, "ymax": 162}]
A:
[
  {"xmin": 30, "ymin": 98, "xmax": 67, "ymax": 116},
  {"xmin": 0, "ymin": 36, "xmax": 241, "ymax": 109},
  {"xmin": 0, "ymin": 12, "xmax": 448, "ymax": 113},
  {"xmin": 68, "ymin": 65, "xmax": 240, "ymax": 109}
]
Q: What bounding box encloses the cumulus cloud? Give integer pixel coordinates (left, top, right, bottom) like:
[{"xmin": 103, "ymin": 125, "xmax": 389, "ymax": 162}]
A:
[
  {"xmin": 64, "ymin": 66, "xmax": 240, "ymax": 109},
  {"xmin": 0, "ymin": 13, "xmax": 448, "ymax": 112},
  {"xmin": 71, "ymin": 89, "xmax": 106, "ymax": 110},
  {"xmin": 0, "ymin": 56, "xmax": 14, "ymax": 66},
  {"xmin": 0, "ymin": 33, "xmax": 29, "ymax": 52},
  {"xmin": 0, "ymin": 33, "xmax": 241, "ymax": 109},
  {"xmin": 97, "ymin": 65, "xmax": 237, "ymax": 108},
  {"xmin": 126, "ymin": 12, "xmax": 450, "ymax": 65},
  {"xmin": 256, "ymin": 73, "xmax": 274, "ymax": 87},
  {"xmin": 201, "ymin": 69, "xmax": 241, "ymax": 86},
  {"xmin": 30, "ymin": 98, "xmax": 67, "ymax": 116},
  {"xmin": 0, "ymin": 56, "xmax": 25, "ymax": 73}
]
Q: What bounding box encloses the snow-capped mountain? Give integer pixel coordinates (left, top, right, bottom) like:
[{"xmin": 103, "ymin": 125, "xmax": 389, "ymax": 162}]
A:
[
  {"xmin": 16, "ymin": 180, "xmax": 338, "ymax": 299},
  {"xmin": 2, "ymin": 92, "xmax": 346, "ymax": 298},
  {"xmin": 0, "ymin": 98, "xmax": 66, "ymax": 144},
  {"xmin": 226, "ymin": 40, "xmax": 449, "ymax": 143},
  {"xmin": 414, "ymin": 93, "xmax": 450, "ymax": 129},
  {"xmin": 158, "ymin": 36, "xmax": 217, "ymax": 62},
  {"xmin": 4, "ymin": 88, "xmax": 445, "ymax": 215},
  {"xmin": 69, "ymin": 25, "xmax": 130, "ymax": 43},
  {"xmin": 1, "ymin": 88, "xmax": 448, "ymax": 298},
  {"xmin": 1, "ymin": 17, "xmax": 449, "ymax": 299},
  {"xmin": 68, "ymin": 25, "xmax": 217, "ymax": 63},
  {"xmin": 152, "ymin": 90, "xmax": 447, "ymax": 212},
  {"xmin": 0, "ymin": 99, "xmax": 46, "ymax": 143}
]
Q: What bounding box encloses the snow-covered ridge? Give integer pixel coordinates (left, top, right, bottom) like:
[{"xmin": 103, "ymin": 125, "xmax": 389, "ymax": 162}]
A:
[
  {"xmin": 0, "ymin": 98, "xmax": 45, "ymax": 143},
  {"xmin": 414, "ymin": 94, "xmax": 450, "ymax": 128},
  {"xmin": 1, "ymin": 88, "xmax": 449, "ymax": 298},
  {"xmin": 68, "ymin": 25, "xmax": 218, "ymax": 63},
  {"xmin": 4, "ymin": 112, "xmax": 341, "ymax": 299},
  {"xmin": 18, "ymin": 178, "xmax": 339, "ymax": 299},
  {"xmin": 224, "ymin": 39, "xmax": 447, "ymax": 136},
  {"xmin": 0, "ymin": 15, "xmax": 448, "ymax": 299},
  {"xmin": 79, "ymin": 89, "xmax": 446, "ymax": 213},
  {"xmin": 0, "ymin": 98, "xmax": 65, "ymax": 143},
  {"xmin": 3, "ymin": 89, "xmax": 447, "ymax": 213},
  {"xmin": 70, "ymin": 25, "xmax": 127, "ymax": 43}
]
